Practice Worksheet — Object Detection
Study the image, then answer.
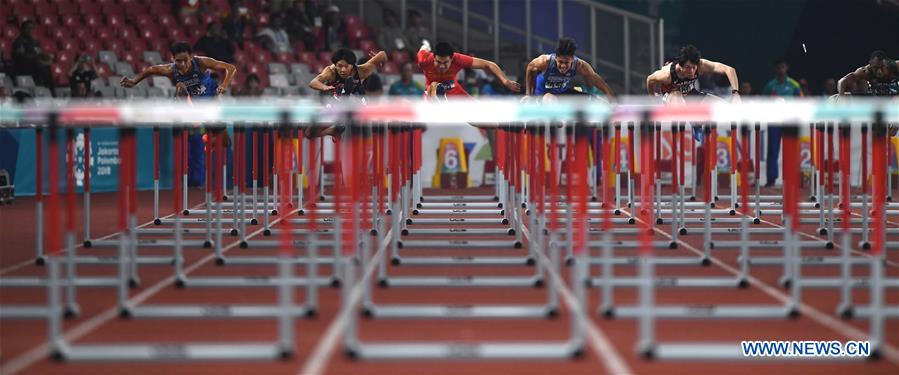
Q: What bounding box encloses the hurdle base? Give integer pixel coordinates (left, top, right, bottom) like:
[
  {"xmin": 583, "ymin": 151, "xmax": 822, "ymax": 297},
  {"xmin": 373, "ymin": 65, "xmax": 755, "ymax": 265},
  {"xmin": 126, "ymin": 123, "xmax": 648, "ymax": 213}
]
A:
[
  {"xmin": 60, "ymin": 343, "xmax": 288, "ymax": 361},
  {"xmin": 364, "ymin": 304, "xmax": 556, "ymax": 319},
  {"xmin": 348, "ymin": 341, "xmax": 580, "ymax": 360}
]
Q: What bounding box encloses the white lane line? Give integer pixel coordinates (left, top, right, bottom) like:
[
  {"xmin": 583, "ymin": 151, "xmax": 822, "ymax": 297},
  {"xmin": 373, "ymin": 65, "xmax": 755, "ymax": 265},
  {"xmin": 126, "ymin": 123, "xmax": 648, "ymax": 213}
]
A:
[
  {"xmin": 298, "ymin": 228, "xmax": 392, "ymax": 375},
  {"xmin": 523, "ymin": 223, "xmax": 633, "ymax": 374},
  {"xmin": 0, "ymin": 202, "xmax": 206, "ymax": 276},
  {"xmin": 0, "ymin": 209, "xmax": 294, "ymax": 375},
  {"xmin": 625, "ymin": 209, "xmax": 899, "ymax": 366}
]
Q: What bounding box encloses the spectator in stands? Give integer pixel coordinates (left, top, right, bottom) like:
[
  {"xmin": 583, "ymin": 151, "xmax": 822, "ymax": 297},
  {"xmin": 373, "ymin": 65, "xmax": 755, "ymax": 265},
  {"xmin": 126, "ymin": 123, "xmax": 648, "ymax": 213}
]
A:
[
  {"xmin": 739, "ymin": 81, "xmax": 753, "ymax": 96},
  {"xmin": 238, "ymin": 73, "xmax": 263, "ymax": 96},
  {"xmin": 285, "ymin": 1, "xmax": 316, "ymax": 50},
  {"xmin": 224, "ymin": 0, "xmax": 252, "ymax": 47},
  {"xmin": 405, "ymin": 10, "xmax": 431, "ymax": 52},
  {"xmin": 378, "ymin": 10, "xmax": 409, "ymax": 54},
  {"xmin": 823, "ymin": 78, "xmax": 837, "ymax": 96},
  {"xmin": 762, "ymin": 59, "xmax": 802, "ymax": 188},
  {"xmin": 257, "ymin": 14, "xmax": 292, "ymax": 53},
  {"xmin": 11, "ymin": 21, "xmax": 54, "ymax": 92},
  {"xmin": 178, "ymin": 0, "xmax": 203, "ymax": 17},
  {"xmin": 68, "ymin": 54, "xmax": 98, "ymax": 95},
  {"xmin": 389, "ymin": 62, "xmax": 423, "ymax": 96},
  {"xmin": 798, "ymin": 78, "xmax": 811, "ymax": 96},
  {"xmin": 317, "ymin": 5, "xmax": 348, "ymax": 52},
  {"xmin": 194, "ymin": 22, "xmax": 236, "ymax": 63}
]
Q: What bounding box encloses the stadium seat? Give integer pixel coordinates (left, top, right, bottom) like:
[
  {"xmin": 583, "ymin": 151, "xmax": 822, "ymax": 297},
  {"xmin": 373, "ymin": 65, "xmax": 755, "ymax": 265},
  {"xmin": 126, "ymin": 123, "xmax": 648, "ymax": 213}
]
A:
[
  {"xmin": 151, "ymin": 76, "xmax": 173, "ymax": 90},
  {"xmin": 275, "ymin": 52, "xmax": 295, "ymax": 64},
  {"xmin": 390, "ymin": 50, "xmax": 410, "ymax": 65},
  {"xmin": 269, "ymin": 74, "xmax": 289, "ymax": 88},
  {"xmin": 143, "ymin": 51, "xmax": 163, "ymax": 65},
  {"xmin": 115, "ymin": 62, "xmax": 135, "ymax": 76},
  {"xmin": 61, "ymin": 14, "xmax": 80, "ymax": 28},
  {"xmin": 268, "ymin": 63, "xmax": 287, "ymax": 74},
  {"xmin": 297, "ymin": 51, "xmax": 317, "ymax": 65},
  {"xmin": 15, "ymin": 75, "xmax": 35, "ymax": 88},
  {"xmin": 57, "ymin": 2, "xmax": 78, "ymax": 16},
  {"xmin": 33, "ymin": 86, "xmax": 53, "ymax": 98},
  {"xmin": 381, "ymin": 62, "xmax": 398, "ymax": 75},
  {"xmin": 94, "ymin": 84, "xmax": 114, "ymax": 98},
  {"xmin": 146, "ymin": 86, "xmax": 165, "ymax": 97},
  {"xmin": 358, "ymin": 40, "xmax": 377, "ymax": 56},
  {"xmin": 290, "ymin": 63, "xmax": 311, "ymax": 75},
  {"xmin": 319, "ymin": 51, "xmax": 333, "ymax": 63}
]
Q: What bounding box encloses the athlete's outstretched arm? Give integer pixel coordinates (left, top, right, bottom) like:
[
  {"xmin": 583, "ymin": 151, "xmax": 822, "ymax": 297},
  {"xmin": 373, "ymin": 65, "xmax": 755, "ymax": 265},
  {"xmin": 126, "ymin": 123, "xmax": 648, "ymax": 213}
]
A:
[
  {"xmin": 524, "ymin": 55, "xmax": 549, "ymax": 97},
  {"xmin": 120, "ymin": 64, "xmax": 172, "ymax": 87},
  {"xmin": 645, "ymin": 67, "xmax": 669, "ymax": 95},
  {"xmin": 577, "ymin": 61, "xmax": 616, "ymax": 101},
  {"xmin": 701, "ymin": 59, "xmax": 739, "ymax": 92},
  {"xmin": 197, "ymin": 56, "xmax": 237, "ymax": 95},
  {"xmin": 837, "ymin": 67, "xmax": 867, "ymax": 95},
  {"xmin": 358, "ymin": 51, "xmax": 388, "ymax": 79},
  {"xmin": 309, "ymin": 66, "xmax": 337, "ymax": 92},
  {"xmin": 471, "ymin": 57, "xmax": 521, "ymax": 92}
]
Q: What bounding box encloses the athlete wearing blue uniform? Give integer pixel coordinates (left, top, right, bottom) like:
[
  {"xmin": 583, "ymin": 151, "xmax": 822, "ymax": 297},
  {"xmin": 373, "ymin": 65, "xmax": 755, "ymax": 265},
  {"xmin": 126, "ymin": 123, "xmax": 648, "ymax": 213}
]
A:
[
  {"xmin": 524, "ymin": 38, "xmax": 616, "ymax": 102},
  {"xmin": 121, "ymin": 42, "xmax": 237, "ymax": 186}
]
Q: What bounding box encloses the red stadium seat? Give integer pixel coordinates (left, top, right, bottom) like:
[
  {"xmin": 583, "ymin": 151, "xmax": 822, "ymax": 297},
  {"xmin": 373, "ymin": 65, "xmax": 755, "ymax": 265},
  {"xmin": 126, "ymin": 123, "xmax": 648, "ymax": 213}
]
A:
[
  {"xmin": 189, "ymin": 28, "xmax": 204, "ymax": 41},
  {"xmin": 56, "ymin": 51, "xmax": 76, "ymax": 67},
  {"xmin": 180, "ymin": 15, "xmax": 197, "ymax": 27},
  {"xmin": 56, "ymin": 2, "xmax": 78, "ymax": 16},
  {"xmin": 107, "ymin": 14, "xmax": 124, "ymax": 28},
  {"xmin": 13, "ymin": 3, "xmax": 35, "ymax": 20},
  {"xmin": 38, "ymin": 15, "xmax": 56, "ymax": 28},
  {"xmin": 104, "ymin": 39, "xmax": 124, "ymax": 52},
  {"xmin": 134, "ymin": 14, "xmax": 154, "ymax": 29},
  {"xmin": 253, "ymin": 51, "xmax": 271, "ymax": 65},
  {"xmin": 381, "ymin": 61, "xmax": 398, "ymax": 75},
  {"xmin": 343, "ymin": 15, "xmax": 363, "ymax": 29},
  {"xmin": 297, "ymin": 51, "xmax": 316, "ymax": 65},
  {"xmin": 257, "ymin": 13, "xmax": 270, "ymax": 28},
  {"xmin": 3, "ymin": 27, "xmax": 18, "ymax": 40},
  {"xmin": 60, "ymin": 14, "xmax": 80, "ymax": 28},
  {"xmin": 318, "ymin": 51, "xmax": 333, "ymax": 63},
  {"xmin": 149, "ymin": 2, "xmax": 170, "ymax": 16},
  {"xmin": 53, "ymin": 65, "xmax": 69, "ymax": 87},
  {"xmin": 95, "ymin": 28, "xmax": 113, "ymax": 43},
  {"xmin": 275, "ymin": 51, "xmax": 295, "ymax": 64},
  {"xmin": 233, "ymin": 50, "xmax": 247, "ymax": 64},
  {"xmin": 102, "ymin": 4, "xmax": 126, "ymax": 17},
  {"xmin": 139, "ymin": 28, "xmax": 156, "ymax": 41},
  {"xmin": 35, "ymin": 2, "xmax": 56, "ymax": 17},
  {"xmin": 58, "ymin": 38, "xmax": 80, "ymax": 53},
  {"xmin": 78, "ymin": 2, "xmax": 100, "ymax": 15},
  {"xmin": 247, "ymin": 63, "xmax": 261, "ymax": 74},
  {"xmin": 129, "ymin": 39, "xmax": 148, "ymax": 52},
  {"xmin": 121, "ymin": 50, "xmax": 138, "ymax": 66},
  {"xmin": 148, "ymin": 39, "xmax": 168, "ymax": 55},
  {"xmin": 390, "ymin": 50, "xmax": 410, "ymax": 65},
  {"xmin": 158, "ymin": 14, "xmax": 175, "ymax": 28},
  {"xmin": 84, "ymin": 14, "xmax": 101, "ymax": 28},
  {"xmin": 94, "ymin": 62, "xmax": 111, "ymax": 78},
  {"xmin": 166, "ymin": 28, "xmax": 185, "ymax": 42},
  {"xmin": 358, "ymin": 40, "xmax": 377, "ymax": 56}
]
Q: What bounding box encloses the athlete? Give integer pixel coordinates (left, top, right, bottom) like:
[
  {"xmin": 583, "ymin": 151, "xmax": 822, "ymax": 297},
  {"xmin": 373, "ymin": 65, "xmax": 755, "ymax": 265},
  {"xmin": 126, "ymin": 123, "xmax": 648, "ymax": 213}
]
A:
[
  {"xmin": 522, "ymin": 37, "xmax": 616, "ymax": 102},
  {"xmin": 307, "ymin": 48, "xmax": 388, "ymax": 138},
  {"xmin": 120, "ymin": 41, "xmax": 236, "ymax": 187},
  {"xmin": 645, "ymin": 44, "xmax": 741, "ymax": 104},
  {"xmin": 121, "ymin": 41, "xmax": 235, "ymax": 97},
  {"xmin": 838, "ymin": 50, "xmax": 898, "ymax": 97},
  {"xmin": 417, "ymin": 40, "xmax": 520, "ymax": 99}
]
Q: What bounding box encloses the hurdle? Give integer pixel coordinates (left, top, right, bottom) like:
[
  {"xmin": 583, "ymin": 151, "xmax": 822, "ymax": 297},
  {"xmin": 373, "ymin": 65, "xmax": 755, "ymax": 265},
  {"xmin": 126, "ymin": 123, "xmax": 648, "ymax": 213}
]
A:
[
  {"xmin": 55, "ymin": 115, "xmax": 311, "ymax": 362},
  {"xmin": 345, "ymin": 118, "xmax": 588, "ymax": 360}
]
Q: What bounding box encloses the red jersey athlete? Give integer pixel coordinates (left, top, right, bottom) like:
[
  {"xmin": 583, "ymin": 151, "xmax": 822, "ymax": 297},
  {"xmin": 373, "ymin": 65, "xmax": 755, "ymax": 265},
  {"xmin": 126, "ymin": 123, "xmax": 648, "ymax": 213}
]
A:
[{"xmin": 417, "ymin": 40, "xmax": 519, "ymax": 98}]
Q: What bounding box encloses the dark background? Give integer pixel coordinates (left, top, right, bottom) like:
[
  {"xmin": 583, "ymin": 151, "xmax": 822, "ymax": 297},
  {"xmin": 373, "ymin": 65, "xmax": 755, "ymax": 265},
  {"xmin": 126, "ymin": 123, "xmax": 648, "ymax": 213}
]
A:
[{"xmin": 605, "ymin": 0, "xmax": 899, "ymax": 94}]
